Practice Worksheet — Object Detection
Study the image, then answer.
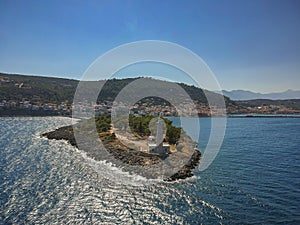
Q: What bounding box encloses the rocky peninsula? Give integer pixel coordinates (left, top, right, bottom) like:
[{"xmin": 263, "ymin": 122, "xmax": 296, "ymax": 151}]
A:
[{"xmin": 42, "ymin": 116, "xmax": 201, "ymax": 182}]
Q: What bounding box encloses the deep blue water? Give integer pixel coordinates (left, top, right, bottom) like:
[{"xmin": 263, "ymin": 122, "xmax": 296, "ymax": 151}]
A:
[{"xmin": 0, "ymin": 117, "xmax": 299, "ymax": 224}]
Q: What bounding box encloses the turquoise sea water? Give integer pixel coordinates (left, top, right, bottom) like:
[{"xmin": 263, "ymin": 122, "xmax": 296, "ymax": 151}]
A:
[{"xmin": 0, "ymin": 117, "xmax": 299, "ymax": 224}]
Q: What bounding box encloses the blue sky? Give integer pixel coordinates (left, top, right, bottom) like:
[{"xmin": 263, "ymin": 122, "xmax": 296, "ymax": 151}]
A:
[{"xmin": 0, "ymin": 0, "xmax": 299, "ymax": 93}]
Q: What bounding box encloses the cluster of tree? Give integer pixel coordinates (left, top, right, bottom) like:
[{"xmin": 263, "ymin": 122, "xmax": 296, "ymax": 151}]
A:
[
  {"xmin": 95, "ymin": 114, "xmax": 111, "ymax": 132},
  {"xmin": 128, "ymin": 114, "xmax": 182, "ymax": 145},
  {"xmin": 163, "ymin": 118, "xmax": 182, "ymax": 145},
  {"xmin": 128, "ymin": 114, "xmax": 152, "ymax": 136},
  {"xmin": 93, "ymin": 114, "xmax": 182, "ymax": 145}
]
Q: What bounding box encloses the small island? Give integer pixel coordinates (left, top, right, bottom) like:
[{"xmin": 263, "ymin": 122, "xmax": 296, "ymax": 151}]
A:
[{"xmin": 42, "ymin": 114, "xmax": 201, "ymax": 182}]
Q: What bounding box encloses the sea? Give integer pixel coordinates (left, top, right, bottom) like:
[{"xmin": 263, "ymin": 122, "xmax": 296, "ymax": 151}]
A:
[{"xmin": 0, "ymin": 116, "xmax": 299, "ymax": 224}]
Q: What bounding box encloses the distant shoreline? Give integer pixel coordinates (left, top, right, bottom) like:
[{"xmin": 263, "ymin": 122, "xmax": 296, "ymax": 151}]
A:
[
  {"xmin": 1, "ymin": 113, "xmax": 300, "ymax": 118},
  {"xmin": 0, "ymin": 109, "xmax": 71, "ymax": 117},
  {"xmin": 227, "ymin": 114, "xmax": 300, "ymax": 118}
]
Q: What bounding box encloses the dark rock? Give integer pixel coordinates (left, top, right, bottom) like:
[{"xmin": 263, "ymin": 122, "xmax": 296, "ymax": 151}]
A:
[{"xmin": 164, "ymin": 149, "xmax": 201, "ymax": 182}]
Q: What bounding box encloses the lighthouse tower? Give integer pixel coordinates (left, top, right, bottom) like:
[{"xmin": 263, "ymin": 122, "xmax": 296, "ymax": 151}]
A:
[
  {"xmin": 156, "ymin": 117, "xmax": 163, "ymax": 146},
  {"xmin": 148, "ymin": 114, "xmax": 170, "ymax": 156}
]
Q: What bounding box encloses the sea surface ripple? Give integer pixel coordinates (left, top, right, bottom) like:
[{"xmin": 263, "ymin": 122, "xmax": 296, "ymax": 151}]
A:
[{"xmin": 0, "ymin": 117, "xmax": 299, "ymax": 224}]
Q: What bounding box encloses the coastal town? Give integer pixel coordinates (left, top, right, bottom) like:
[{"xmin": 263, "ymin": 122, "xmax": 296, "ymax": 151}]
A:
[{"xmin": 1, "ymin": 98, "xmax": 300, "ymax": 117}]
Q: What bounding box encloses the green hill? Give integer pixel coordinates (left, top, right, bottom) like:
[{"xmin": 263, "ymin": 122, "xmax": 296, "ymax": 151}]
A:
[
  {"xmin": 0, "ymin": 73, "xmax": 233, "ymax": 106},
  {"xmin": 0, "ymin": 73, "xmax": 78, "ymax": 104},
  {"xmin": 6, "ymin": 72, "xmax": 299, "ymax": 116}
]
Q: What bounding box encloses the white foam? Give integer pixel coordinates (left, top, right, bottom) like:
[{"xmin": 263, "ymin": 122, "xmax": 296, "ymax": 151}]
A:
[{"xmin": 78, "ymin": 149, "xmax": 163, "ymax": 186}]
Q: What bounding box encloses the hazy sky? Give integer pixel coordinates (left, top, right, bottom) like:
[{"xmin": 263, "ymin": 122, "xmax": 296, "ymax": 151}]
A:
[{"xmin": 0, "ymin": 0, "xmax": 299, "ymax": 93}]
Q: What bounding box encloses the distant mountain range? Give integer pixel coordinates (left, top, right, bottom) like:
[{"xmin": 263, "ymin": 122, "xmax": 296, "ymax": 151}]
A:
[{"xmin": 220, "ymin": 89, "xmax": 300, "ymax": 100}]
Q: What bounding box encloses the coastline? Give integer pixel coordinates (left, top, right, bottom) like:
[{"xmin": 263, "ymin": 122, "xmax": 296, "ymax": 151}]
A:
[
  {"xmin": 42, "ymin": 124, "xmax": 201, "ymax": 182},
  {"xmin": 228, "ymin": 114, "xmax": 300, "ymax": 118},
  {"xmin": 2, "ymin": 112, "xmax": 300, "ymax": 118}
]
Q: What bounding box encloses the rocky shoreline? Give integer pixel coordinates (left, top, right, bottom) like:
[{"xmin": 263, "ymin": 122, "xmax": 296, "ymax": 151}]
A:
[{"xmin": 42, "ymin": 125, "xmax": 201, "ymax": 182}]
